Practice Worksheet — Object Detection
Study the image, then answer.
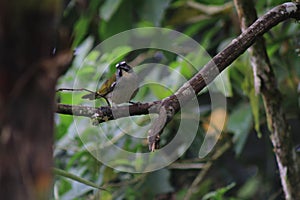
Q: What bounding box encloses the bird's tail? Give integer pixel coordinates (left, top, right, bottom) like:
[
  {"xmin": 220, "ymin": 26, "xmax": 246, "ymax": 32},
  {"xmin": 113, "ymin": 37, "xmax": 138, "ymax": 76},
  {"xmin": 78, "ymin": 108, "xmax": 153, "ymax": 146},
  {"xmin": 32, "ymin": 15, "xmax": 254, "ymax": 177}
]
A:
[{"xmin": 82, "ymin": 93, "xmax": 96, "ymax": 100}]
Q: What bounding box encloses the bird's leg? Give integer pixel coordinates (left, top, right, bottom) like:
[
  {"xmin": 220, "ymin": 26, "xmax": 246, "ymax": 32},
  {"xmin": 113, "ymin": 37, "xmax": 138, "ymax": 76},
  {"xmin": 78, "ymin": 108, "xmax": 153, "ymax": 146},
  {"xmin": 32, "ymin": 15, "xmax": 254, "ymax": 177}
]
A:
[{"xmin": 103, "ymin": 97, "xmax": 111, "ymax": 107}]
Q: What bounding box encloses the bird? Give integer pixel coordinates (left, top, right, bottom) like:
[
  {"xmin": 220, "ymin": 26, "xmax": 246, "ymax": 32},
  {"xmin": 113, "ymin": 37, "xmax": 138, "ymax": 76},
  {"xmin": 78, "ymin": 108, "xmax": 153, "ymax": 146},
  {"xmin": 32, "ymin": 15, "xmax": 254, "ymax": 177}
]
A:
[{"xmin": 82, "ymin": 61, "xmax": 139, "ymax": 106}]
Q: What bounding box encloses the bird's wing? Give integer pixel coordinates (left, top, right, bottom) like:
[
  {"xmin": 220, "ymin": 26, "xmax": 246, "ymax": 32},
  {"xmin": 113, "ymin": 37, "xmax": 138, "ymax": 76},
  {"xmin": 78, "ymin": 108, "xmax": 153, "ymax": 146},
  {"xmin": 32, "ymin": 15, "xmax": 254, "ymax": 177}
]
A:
[{"xmin": 96, "ymin": 74, "xmax": 117, "ymax": 96}]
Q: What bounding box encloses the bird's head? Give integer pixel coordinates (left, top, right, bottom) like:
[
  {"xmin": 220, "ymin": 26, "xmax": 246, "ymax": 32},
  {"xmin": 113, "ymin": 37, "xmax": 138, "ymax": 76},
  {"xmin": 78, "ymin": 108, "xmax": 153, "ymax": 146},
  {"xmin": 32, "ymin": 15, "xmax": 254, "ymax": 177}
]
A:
[
  {"xmin": 116, "ymin": 61, "xmax": 133, "ymax": 78},
  {"xmin": 116, "ymin": 61, "xmax": 132, "ymax": 72}
]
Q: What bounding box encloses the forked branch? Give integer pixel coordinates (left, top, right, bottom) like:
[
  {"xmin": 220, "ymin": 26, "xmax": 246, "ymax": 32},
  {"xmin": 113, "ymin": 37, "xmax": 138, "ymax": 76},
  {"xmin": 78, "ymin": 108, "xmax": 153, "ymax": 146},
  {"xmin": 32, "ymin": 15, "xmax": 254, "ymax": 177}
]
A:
[{"xmin": 56, "ymin": 3, "xmax": 300, "ymax": 152}]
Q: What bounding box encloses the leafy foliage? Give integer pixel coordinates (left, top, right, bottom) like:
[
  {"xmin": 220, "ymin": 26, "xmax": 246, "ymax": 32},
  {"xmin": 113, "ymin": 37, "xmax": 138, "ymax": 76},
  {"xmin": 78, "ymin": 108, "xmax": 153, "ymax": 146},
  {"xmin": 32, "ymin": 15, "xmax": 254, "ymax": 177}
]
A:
[{"xmin": 54, "ymin": 0, "xmax": 300, "ymax": 199}]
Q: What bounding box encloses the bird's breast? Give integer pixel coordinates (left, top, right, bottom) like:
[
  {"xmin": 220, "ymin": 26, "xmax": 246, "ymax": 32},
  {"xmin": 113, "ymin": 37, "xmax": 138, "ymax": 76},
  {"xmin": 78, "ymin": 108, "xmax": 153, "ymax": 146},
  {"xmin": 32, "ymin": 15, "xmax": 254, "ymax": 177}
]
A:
[{"xmin": 110, "ymin": 72, "xmax": 138, "ymax": 104}]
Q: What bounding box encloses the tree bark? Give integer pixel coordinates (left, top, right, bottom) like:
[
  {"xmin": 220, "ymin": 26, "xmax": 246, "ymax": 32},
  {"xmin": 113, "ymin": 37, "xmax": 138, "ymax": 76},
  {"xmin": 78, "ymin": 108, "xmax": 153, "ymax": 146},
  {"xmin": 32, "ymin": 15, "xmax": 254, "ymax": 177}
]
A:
[
  {"xmin": 0, "ymin": 1, "xmax": 72, "ymax": 199},
  {"xmin": 57, "ymin": 3, "xmax": 300, "ymax": 153},
  {"xmin": 234, "ymin": 0, "xmax": 300, "ymax": 199}
]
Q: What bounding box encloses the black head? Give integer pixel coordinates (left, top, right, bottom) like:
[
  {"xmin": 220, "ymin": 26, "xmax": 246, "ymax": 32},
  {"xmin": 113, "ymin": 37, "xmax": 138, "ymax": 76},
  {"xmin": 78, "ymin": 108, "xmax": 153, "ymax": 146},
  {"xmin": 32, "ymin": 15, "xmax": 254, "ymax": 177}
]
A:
[{"xmin": 116, "ymin": 61, "xmax": 132, "ymax": 72}]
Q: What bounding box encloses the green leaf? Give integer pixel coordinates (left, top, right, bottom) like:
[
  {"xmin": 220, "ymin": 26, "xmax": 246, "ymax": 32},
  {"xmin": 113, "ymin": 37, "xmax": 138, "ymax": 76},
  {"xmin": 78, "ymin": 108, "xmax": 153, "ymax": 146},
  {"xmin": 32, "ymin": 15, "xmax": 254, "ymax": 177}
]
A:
[
  {"xmin": 183, "ymin": 20, "xmax": 214, "ymax": 37},
  {"xmin": 101, "ymin": 46, "xmax": 132, "ymax": 63},
  {"xmin": 241, "ymin": 67, "xmax": 261, "ymax": 138},
  {"xmin": 55, "ymin": 115, "xmax": 73, "ymax": 140},
  {"xmin": 137, "ymin": 0, "xmax": 171, "ymax": 26},
  {"xmin": 210, "ymin": 68, "xmax": 233, "ymax": 97},
  {"xmin": 227, "ymin": 103, "xmax": 253, "ymax": 155},
  {"xmin": 237, "ymin": 176, "xmax": 260, "ymax": 199},
  {"xmin": 72, "ymin": 36, "xmax": 95, "ymax": 68},
  {"xmin": 231, "ymin": 56, "xmax": 261, "ymax": 138},
  {"xmin": 178, "ymin": 51, "xmax": 209, "ymax": 77},
  {"xmin": 53, "ymin": 168, "xmax": 107, "ymax": 190},
  {"xmin": 149, "ymin": 84, "xmax": 173, "ymax": 99},
  {"xmin": 202, "ymin": 182, "xmax": 236, "ymax": 200},
  {"xmin": 99, "ymin": 1, "xmax": 133, "ymax": 39},
  {"xmin": 100, "ymin": 0, "xmax": 123, "ymax": 21},
  {"xmin": 73, "ymin": 16, "xmax": 90, "ymax": 48},
  {"xmin": 201, "ymin": 21, "xmax": 223, "ymax": 49}
]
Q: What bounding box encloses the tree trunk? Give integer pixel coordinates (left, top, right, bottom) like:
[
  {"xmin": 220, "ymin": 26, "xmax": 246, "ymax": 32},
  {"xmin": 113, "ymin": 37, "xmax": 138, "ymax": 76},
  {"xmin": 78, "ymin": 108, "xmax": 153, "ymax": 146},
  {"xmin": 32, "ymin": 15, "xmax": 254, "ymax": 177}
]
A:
[
  {"xmin": 233, "ymin": 0, "xmax": 300, "ymax": 199},
  {"xmin": 0, "ymin": 1, "xmax": 63, "ymax": 199}
]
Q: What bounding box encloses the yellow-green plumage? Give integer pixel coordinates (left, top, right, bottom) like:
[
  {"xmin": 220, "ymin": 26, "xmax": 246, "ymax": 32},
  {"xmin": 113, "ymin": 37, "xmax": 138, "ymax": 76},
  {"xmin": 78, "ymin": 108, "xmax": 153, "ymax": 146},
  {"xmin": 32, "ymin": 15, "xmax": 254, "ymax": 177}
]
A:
[{"xmin": 82, "ymin": 62, "xmax": 138, "ymax": 106}]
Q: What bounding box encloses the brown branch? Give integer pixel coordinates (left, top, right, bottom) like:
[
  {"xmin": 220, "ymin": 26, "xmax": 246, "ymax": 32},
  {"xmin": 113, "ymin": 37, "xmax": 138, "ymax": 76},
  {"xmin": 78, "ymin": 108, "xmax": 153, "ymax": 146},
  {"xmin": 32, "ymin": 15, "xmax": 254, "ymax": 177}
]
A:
[
  {"xmin": 148, "ymin": 2, "xmax": 300, "ymax": 151},
  {"xmin": 234, "ymin": 1, "xmax": 300, "ymax": 199},
  {"xmin": 56, "ymin": 101, "xmax": 160, "ymax": 123},
  {"xmin": 56, "ymin": 3, "xmax": 300, "ymax": 152}
]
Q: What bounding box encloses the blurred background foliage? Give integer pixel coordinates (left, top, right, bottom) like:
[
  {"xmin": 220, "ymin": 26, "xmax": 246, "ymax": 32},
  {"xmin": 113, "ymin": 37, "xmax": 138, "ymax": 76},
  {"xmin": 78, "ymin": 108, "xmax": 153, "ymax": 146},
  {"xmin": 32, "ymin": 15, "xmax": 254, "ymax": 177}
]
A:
[{"xmin": 54, "ymin": 0, "xmax": 300, "ymax": 199}]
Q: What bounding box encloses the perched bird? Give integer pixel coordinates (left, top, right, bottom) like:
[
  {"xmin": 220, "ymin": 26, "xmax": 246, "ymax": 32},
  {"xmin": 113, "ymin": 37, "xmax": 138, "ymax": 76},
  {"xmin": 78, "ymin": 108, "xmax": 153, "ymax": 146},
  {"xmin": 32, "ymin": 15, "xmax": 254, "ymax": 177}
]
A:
[{"xmin": 82, "ymin": 61, "xmax": 138, "ymax": 106}]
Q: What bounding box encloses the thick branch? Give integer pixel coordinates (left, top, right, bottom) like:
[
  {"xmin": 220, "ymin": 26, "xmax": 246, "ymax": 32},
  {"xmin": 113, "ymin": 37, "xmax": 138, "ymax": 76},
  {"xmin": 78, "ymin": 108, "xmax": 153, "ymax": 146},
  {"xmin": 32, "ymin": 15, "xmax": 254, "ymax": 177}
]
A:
[
  {"xmin": 149, "ymin": 2, "xmax": 300, "ymax": 150},
  {"xmin": 56, "ymin": 101, "xmax": 160, "ymax": 122},
  {"xmin": 234, "ymin": 1, "xmax": 300, "ymax": 199},
  {"xmin": 56, "ymin": 3, "xmax": 300, "ymax": 151}
]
